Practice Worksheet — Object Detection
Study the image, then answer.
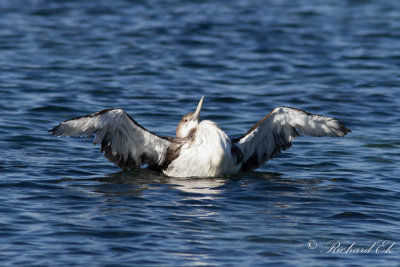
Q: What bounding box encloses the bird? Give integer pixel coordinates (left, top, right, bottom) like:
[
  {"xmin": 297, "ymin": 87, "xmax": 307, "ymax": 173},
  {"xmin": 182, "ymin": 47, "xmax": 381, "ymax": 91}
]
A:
[{"xmin": 49, "ymin": 96, "xmax": 351, "ymax": 177}]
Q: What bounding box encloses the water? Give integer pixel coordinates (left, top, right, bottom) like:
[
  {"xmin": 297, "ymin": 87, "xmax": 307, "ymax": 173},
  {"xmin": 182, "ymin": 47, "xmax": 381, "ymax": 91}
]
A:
[{"xmin": 1, "ymin": 0, "xmax": 400, "ymax": 266}]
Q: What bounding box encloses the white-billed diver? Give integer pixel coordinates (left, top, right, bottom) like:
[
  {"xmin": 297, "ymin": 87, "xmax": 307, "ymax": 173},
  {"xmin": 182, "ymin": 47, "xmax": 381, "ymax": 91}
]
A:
[{"xmin": 49, "ymin": 96, "xmax": 351, "ymax": 177}]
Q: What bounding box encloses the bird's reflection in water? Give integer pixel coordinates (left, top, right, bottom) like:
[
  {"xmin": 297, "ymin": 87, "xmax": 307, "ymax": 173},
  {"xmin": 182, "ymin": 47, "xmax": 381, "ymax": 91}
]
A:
[
  {"xmin": 83, "ymin": 169, "xmax": 285, "ymax": 199},
  {"xmin": 92, "ymin": 169, "xmax": 226, "ymax": 199},
  {"xmin": 62, "ymin": 169, "xmax": 322, "ymax": 223},
  {"xmin": 169, "ymin": 177, "xmax": 226, "ymax": 196},
  {"xmin": 61, "ymin": 169, "xmax": 320, "ymax": 203}
]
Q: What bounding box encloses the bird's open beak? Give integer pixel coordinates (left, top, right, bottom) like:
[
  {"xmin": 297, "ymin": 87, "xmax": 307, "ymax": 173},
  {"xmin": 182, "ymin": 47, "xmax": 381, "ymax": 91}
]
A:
[{"xmin": 193, "ymin": 96, "xmax": 204, "ymax": 121}]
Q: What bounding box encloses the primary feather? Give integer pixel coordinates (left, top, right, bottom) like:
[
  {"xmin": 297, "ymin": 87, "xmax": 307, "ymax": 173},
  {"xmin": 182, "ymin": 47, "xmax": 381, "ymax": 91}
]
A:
[
  {"xmin": 49, "ymin": 108, "xmax": 171, "ymax": 170},
  {"xmin": 233, "ymin": 107, "xmax": 351, "ymax": 171}
]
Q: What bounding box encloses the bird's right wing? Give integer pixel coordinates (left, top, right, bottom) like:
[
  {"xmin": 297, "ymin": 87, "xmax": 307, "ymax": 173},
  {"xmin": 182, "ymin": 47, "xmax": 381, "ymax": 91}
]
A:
[
  {"xmin": 49, "ymin": 108, "xmax": 172, "ymax": 170},
  {"xmin": 232, "ymin": 107, "xmax": 351, "ymax": 171}
]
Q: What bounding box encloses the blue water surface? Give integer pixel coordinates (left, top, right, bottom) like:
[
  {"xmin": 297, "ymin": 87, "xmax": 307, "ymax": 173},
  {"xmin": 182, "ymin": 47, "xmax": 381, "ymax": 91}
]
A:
[{"xmin": 1, "ymin": 0, "xmax": 400, "ymax": 266}]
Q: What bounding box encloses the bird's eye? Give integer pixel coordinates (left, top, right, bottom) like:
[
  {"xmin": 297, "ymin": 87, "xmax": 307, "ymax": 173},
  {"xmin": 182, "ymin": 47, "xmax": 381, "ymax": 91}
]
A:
[{"xmin": 184, "ymin": 119, "xmax": 188, "ymax": 122}]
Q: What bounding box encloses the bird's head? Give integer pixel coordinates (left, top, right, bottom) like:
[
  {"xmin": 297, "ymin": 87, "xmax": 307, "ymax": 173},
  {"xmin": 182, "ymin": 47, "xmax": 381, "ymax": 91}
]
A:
[{"xmin": 176, "ymin": 96, "xmax": 204, "ymax": 138}]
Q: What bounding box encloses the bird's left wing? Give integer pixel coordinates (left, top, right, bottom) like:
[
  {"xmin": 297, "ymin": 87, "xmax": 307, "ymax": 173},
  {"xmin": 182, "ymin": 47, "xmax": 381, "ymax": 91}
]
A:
[
  {"xmin": 232, "ymin": 107, "xmax": 351, "ymax": 171},
  {"xmin": 49, "ymin": 108, "xmax": 172, "ymax": 170}
]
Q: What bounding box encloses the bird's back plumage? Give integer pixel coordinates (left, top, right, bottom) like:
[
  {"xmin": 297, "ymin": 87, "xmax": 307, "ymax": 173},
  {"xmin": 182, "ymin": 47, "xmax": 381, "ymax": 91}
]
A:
[{"xmin": 164, "ymin": 120, "xmax": 241, "ymax": 177}]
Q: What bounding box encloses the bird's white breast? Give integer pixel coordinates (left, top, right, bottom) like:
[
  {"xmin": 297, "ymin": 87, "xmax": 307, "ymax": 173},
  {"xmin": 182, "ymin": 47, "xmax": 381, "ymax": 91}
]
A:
[{"xmin": 164, "ymin": 120, "xmax": 240, "ymax": 177}]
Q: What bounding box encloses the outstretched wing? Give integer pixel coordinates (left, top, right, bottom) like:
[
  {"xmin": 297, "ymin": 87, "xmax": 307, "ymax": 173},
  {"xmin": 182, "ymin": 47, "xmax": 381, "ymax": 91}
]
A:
[
  {"xmin": 49, "ymin": 108, "xmax": 172, "ymax": 170},
  {"xmin": 232, "ymin": 107, "xmax": 351, "ymax": 171}
]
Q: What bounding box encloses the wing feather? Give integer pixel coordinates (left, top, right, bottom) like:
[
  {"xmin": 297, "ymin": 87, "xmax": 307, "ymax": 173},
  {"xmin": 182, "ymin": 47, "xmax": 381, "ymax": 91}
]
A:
[
  {"xmin": 49, "ymin": 108, "xmax": 171, "ymax": 170},
  {"xmin": 234, "ymin": 107, "xmax": 351, "ymax": 171}
]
